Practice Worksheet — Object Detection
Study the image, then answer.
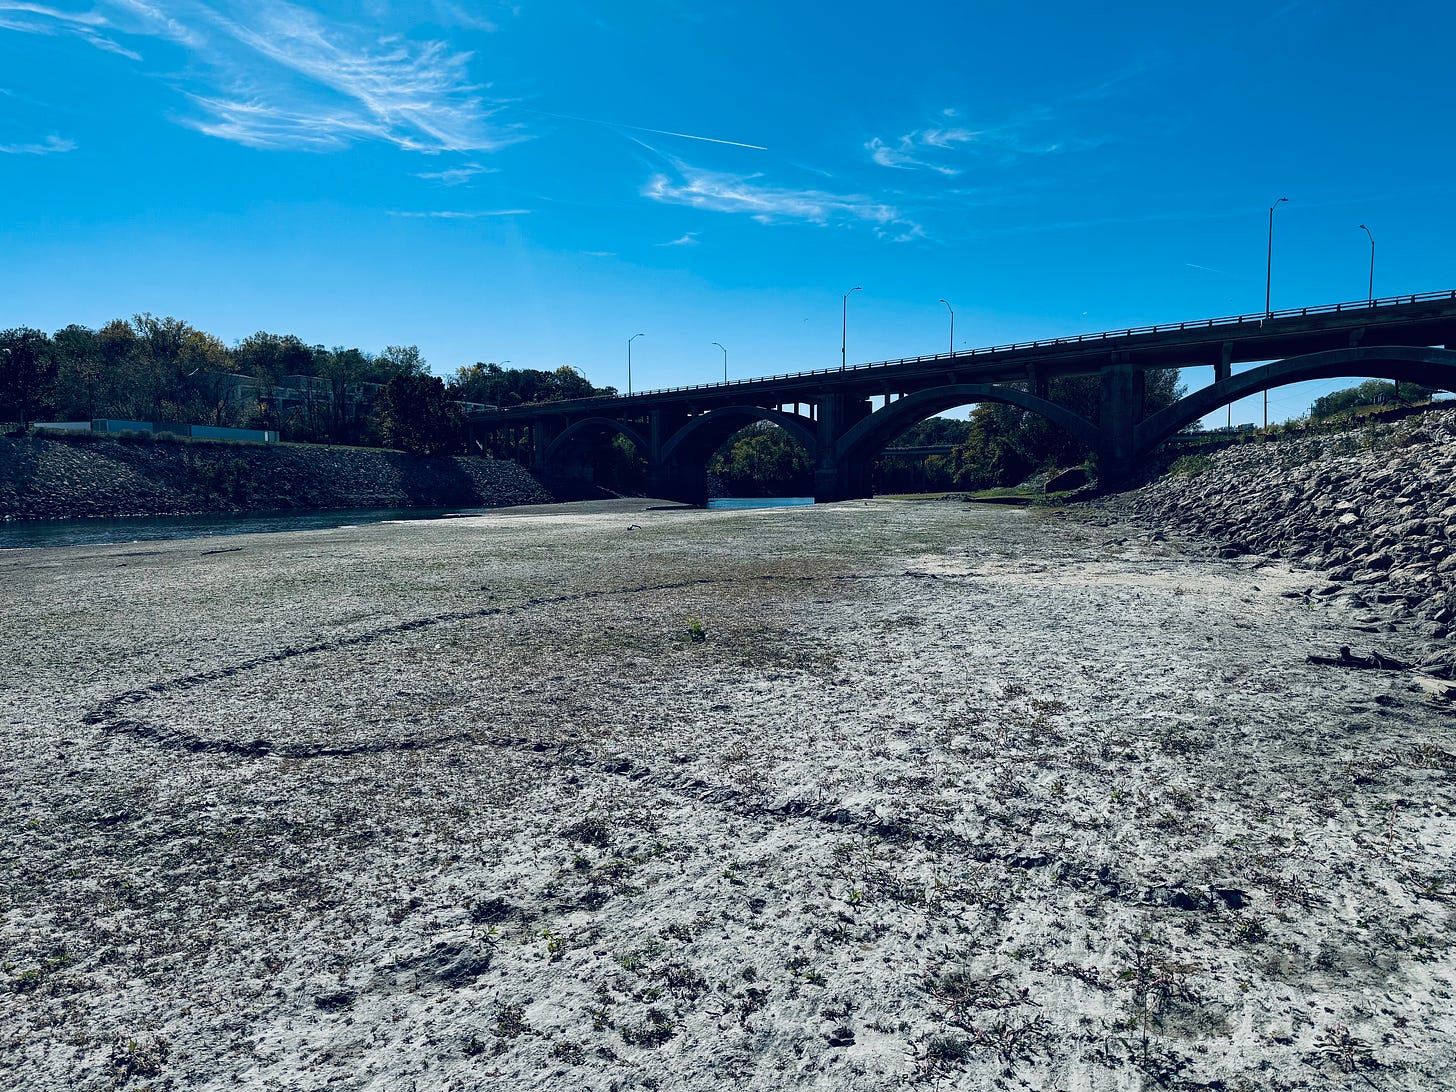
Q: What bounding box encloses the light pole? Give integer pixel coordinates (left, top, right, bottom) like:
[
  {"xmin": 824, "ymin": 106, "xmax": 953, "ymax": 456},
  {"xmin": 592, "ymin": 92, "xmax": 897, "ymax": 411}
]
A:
[
  {"xmin": 712, "ymin": 341, "xmax": 727, "ymax": 383},
  {"xmin": 627, "ymin": 333, "xmax": 643, "ymax": 396},
  {"xmin": 841, "ymin": 286, "xmax": 862, "ymax": 371},
  {"xmin": 1264, "ymin": 196, "xmax": 1288, "ymax": 430},
  {"xmin": 938, "ymin": 298, "xmax": 955, "ymax": 355},
  {"xmin": 1265, "ymin": 196, "xmax": 1287, "ymax": 320},
  {"xmin": 1359, "ymin": 224, "xmax": 1375, "ymax": 304}
]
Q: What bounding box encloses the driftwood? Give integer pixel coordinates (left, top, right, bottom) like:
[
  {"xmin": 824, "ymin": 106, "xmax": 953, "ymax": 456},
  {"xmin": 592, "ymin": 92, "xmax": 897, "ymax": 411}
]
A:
[{"xmin": 1306, "ymin": 646, "xmax": 1411, "ymax": 670}]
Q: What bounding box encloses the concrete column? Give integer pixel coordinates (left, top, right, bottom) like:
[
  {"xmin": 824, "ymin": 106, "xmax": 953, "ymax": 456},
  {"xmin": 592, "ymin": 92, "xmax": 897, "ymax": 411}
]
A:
[
  {"xmin": 1215, "ymin": 341, "xmax": 1233, "ymax": 383},
  {"xmin": 1097, "ymin": 363, "xmax": 1138, "ymax": 486},
  {"xmin": 813, "ymin": 394, "xmax": 874, "ymax": 502},
  {"xmin": 530, "ymin": 416, "xmax": 561, "ymax": 474}
]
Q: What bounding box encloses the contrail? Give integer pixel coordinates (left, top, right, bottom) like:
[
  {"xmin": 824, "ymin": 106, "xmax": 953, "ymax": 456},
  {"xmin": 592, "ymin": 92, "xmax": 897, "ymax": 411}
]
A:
[{"xmin": 521, "ymin": 107, "xmax": 766, "ymax": 151}]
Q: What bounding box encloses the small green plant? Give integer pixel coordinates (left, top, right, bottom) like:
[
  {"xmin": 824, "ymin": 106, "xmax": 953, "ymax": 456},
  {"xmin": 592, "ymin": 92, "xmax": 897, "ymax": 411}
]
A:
[
  {"xmin": 619, "ymin": 1008, "xmax": 675, "ymax": 1046},
  {"xmin": 1169, "ymin": 453, "xmax": 1214, "ymax": 477},
  {"xmin": 561, "ymin": 815, "xmax": 611, "ymax": 848},
  {"xmin": 549, "ymin": 1039, "xmax": 586, "ymax": 1065},
  {"xmin": 540, "ymin": 928, "xmax": 566, "ymax": 962},
  {"xmin": 686, "ymin": 617, "xmax": 707, "ymax": 643},
  {"xmin": 1230, "ymin": 914, "xmax": 1268, "ymax": 945},
  {"xmin": 108, "ymin": 1037, "xmax": 169, "ymax": 1082},
  {"xmin": 494, "ymin": 1004, "xmax": 530, "ymax": 1040},
  {"xmin": 922, "ymin": 1034, "xmax": 974, "ymax": 1075},
  {"xmin": 1116, "ymin": 936, "xmax": 1197, "ymax": 1064},
  {"xmin": 1316, "ymin": 1022, "xmax": 1374, "ymax": 1072}
]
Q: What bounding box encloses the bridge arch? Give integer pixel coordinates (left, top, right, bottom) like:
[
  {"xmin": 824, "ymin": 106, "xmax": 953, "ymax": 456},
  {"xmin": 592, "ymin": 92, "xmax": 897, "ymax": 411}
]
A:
[
  {"xmin": 660, "ymin": 405, "xmax": 818, "ymax": 465},
  {"xmin": 836, "ymin": 383, "xmax": 1100, "ymax": 466},
  {"xmin": 544, "ymin": 416, "xmax": 650, "ymax": 465},
  {"xmin": 1135, "ymin": 346, "xmax": 1456, "ymax": 454}
]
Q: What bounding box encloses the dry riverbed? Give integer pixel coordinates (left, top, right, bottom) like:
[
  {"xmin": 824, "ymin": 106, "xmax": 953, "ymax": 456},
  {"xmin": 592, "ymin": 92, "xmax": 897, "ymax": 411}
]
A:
[{"xmin": 2, "ymin": 498, "xmax": 1453, "ymax": 1091}]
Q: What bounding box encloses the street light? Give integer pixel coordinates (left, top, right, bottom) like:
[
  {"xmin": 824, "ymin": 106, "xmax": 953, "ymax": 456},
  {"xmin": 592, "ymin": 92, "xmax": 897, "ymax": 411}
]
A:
[
  {"xmin": 1263, "ymin": 197, "xmax": 1288, "ymax": 430},
  {"xmin": 1265, "ymin": 196, "xmax": 1287, "ymax": 319},
  {"xmin": 1359, "ymin": 224, "xmax": 1375, "ymax": 304},
  {"xmin": 712, "ymin": 341, "xmax": 727, "ymax": 383},
  {"xmin": 841, "ymin": 286, "xmax": 862, "ymax": 371},
  {"xmin": 627, "ymin": 333, "xmax": 644, "ymax": 396},
  {"xmin": 938, "ymin": 298, "xmax": 955, "ymax": 355},
  {"xmin": 1360, "ymin": 224, "xmax": 1394, "ymax": 404}
]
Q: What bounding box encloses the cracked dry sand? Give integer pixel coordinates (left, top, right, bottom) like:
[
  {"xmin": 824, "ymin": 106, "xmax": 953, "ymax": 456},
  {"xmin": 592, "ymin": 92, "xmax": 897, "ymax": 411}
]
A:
[{"xmin": 2, "ymin": 498, "xmax": 1454, "ymax": 1091}]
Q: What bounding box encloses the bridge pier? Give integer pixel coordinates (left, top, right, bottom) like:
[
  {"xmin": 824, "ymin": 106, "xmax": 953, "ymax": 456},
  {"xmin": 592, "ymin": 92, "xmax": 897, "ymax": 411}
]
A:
[
  {"xmin": 812, "ymin": 393, "xmax": 873, "ymax": 502},
  {"xmin": 529, "ymin": 415, "xmax": 561, "ymax": 476},
  {"xmin": 1097, "ymin": 363, "xmax": 1141, "ymax": 486}
]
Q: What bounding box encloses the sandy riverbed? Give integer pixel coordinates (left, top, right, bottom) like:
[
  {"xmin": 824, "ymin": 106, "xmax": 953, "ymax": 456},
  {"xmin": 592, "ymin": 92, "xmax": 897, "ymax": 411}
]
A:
[{"xmin": 2, "ymin": 498, "xmax": 1453, "ymax": 1091}]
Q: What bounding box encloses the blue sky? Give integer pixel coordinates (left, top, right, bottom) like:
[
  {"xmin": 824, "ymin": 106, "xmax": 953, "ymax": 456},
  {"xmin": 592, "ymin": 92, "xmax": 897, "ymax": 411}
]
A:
[{"xmin": 3, "ymin": 0, "xmax": 1455, "ymax": 426}]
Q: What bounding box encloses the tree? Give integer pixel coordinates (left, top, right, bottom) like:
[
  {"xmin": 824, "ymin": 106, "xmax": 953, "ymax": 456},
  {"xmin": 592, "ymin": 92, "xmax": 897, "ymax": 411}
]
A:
[
  {"xmin": 318, "ymin": 346, "xmax": 372, "ymax": 442},
  {"xmin": 95, "ymin": 319, "xmax": 143, "ymax": 418},
  {"xmin": 447, "ymin": 362, "xmax": 615, "ymax": 407},
  {"xmin": 934, "ymin": 368, "xmax": 1186, "ymax": 490},
  {"xmin": 374, "ymin": 374, "xmax": 462, "ymax": 455},
  {"xmin": 373, "ymin": 344, "xmax": 429, "ymax": 382},
  {"xmin": 0, "ymin": 327, "xmax": 59, "ymax": 425},
  {"xmin": 1310, "ymin": 379, "xmax": 1435, "ymax": 420},
  {"xmin": 708, "ymin": 423, "xmax": 813, "ymax": 496},
  {"xmin": 52, "ymin": 324, "xmax": 104, "ymax": 421}
]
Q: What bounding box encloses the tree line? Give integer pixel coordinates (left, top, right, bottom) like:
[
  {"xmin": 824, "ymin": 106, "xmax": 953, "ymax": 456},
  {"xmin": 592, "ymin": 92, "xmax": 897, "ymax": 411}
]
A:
[{"xmin": 0, "ymin": 317, "xmax": 614, "ymax": 455}]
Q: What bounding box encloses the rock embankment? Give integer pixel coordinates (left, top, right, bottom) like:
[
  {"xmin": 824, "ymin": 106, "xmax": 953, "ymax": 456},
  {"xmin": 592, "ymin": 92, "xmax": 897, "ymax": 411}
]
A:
[
  {"xmin": 0, "ymin": 433, "xmax": 552, "ymax": 520},
  {"xmin": 1109, "ymin": 408, "xmax": 1456, "ymax": 644}
]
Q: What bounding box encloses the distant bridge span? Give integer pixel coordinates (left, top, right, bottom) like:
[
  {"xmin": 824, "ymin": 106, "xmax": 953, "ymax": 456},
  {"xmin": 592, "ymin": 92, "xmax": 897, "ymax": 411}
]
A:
[{"xmin": 469, "ymin": 291, "xmax": 1456, "ymax": 503}]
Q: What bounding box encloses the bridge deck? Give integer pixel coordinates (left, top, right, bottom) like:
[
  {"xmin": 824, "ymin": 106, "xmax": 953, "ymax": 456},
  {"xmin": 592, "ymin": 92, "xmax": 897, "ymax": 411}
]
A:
[{"xmin": 474, "ymin": 289, "xmax": 1456, "ymax": 421}]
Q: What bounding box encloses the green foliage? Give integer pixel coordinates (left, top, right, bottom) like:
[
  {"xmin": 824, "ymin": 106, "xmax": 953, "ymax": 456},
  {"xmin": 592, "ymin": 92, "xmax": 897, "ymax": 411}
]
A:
[
  {"xmin": 27, "ymin": 310, "xmax": 478, "ymax": 447},
  {"xmin": 373, "ymin": 373, "xmax": 462, "ymax": 455},
  {"xmin": 448, "ymin": 362, "xmax": 613, "ymax": 406},
  {"xmin": 927, "ymin": 368, "xmax": 1184, "ymax": 490},
  {"xmin": 1310, "ymin": 379, "xmax": 1434, "ymax": 420},
  {"xmin": 1168, "ymin": 454, "xmax": 1214, "ymax": 477},
  {"xmin": 0, "ymin": 327, "xmax": 59, "ymax": 424},
  {"xmin": 890, "ymin": 416, "xmax": 976, "ymax": 446},
  {"xmin": 708, "ymin": 422, "xmax": 813, "ymax": 496}
]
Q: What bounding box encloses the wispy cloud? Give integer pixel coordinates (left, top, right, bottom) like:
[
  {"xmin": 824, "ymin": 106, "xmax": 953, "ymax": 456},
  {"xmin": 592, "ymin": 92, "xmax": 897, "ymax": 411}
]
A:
[
  {"xmin": 657, "ymin": 231, "xmax": 698, "ymax": 247},
  {"xmin": 430, "ymin": 0, "xmax": 499, "ymax": 32},
  {"xmin": 416, "ymin": 161, "xmax": 496, "ymax": 185},
  {"xmin": 388, "ymin": 208, "xmax": 529, "ymax": 219},
  {"xmin": 0, "ymin": 132, "xmax": 75, "ymax": 154},
  {"xmin": 1, "ymin": 1, "xmax": 523, "ymax": 155},
  {"xmin": 869, "ymin": 106, "xmax": 1096, "ymax": 174},
  {"xmin": 644, "ymin": 164, "xmax": 921, "ymax": 240},
  {"xmin": 0, "ymin": 2, "xmax": 143, "ymax": 59}
]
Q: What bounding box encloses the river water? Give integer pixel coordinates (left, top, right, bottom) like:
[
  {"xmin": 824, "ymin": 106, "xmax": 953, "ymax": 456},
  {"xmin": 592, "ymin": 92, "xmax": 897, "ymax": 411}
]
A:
[{"xmin": 0, "ymin": 497, "xmax": 815, "ymax": 550}]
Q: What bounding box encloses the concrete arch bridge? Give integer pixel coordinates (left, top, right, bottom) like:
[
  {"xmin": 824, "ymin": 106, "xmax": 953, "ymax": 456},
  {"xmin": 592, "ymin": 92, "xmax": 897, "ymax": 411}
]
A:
[{"xmin": 469, "ymin": 292, "xmax": 1456, "ymax": 503}]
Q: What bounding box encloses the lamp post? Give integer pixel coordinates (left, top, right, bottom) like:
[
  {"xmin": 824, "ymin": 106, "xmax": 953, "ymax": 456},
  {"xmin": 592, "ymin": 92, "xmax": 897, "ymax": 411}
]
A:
[
  {"xmin": 1265, "ymin": 196, "xmax": 1287, "ymax": 320},
  {"xmin": 627, "ymin": 333, "xmax": 644, "ymax": 396},
  {"xmin": 712, "ymin": 341, "xmax": 727, "ymax": 383},
  {"xmin": 938, "ymin": 298, "xmax": 955, "ymax": 355},
  {"xmin": 1263, "ymin": 196, "xmax": 1288, "ymax": 429},
  {"xmin": 1359, "ymin": 224, "xmax": 1375, "ymax": 304},
  {"xmin": 841, "ymin": 286, "xmax": 862, "ymax": 371}
]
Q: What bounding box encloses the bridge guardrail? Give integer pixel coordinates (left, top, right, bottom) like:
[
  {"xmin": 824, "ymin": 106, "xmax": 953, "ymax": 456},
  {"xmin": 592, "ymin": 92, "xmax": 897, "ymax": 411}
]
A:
[{"xmin": 479, "ymin": 289, "xmax": 1456, "ymax": 411}]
